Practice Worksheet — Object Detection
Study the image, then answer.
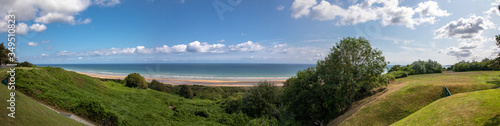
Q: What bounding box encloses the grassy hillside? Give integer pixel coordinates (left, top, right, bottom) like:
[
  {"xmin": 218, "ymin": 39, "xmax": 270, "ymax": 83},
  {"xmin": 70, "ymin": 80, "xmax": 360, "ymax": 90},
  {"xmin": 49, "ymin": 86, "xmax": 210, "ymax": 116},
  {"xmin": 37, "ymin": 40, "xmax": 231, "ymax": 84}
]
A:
[
  {"xmin": 13, "ymin": 67, "xmax": 251, "ymax": 125},
  {"xmin": 392, "ymin": 88, "xmax": 499, "ymax": 126},
  {"xmin": 340, "ymin": 71, "xmax": 500, "ymax": 126},
  {"xmin": 0, "ymin": 68, "xmax": 85, "ymax": 126}
]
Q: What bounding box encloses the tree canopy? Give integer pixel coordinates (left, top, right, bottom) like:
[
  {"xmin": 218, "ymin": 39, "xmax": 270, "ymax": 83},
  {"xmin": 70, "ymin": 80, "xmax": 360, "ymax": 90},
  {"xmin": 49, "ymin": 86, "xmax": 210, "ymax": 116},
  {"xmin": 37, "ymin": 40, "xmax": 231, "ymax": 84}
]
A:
[
  {"xmin": 123, "ymin": 73, "xmax": 148, "ymax": 89},
  {"xmin": 282, "ymin": 37, "xmax": 387, "ymax": 124}
]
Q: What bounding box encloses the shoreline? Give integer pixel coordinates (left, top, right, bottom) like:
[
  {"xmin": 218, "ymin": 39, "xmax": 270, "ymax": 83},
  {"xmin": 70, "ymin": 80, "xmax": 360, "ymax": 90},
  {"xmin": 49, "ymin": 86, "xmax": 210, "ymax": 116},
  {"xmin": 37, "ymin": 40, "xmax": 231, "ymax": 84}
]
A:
[{"xmin": 77, "ymin": 72, "xmax": 286, "ymax": 87}]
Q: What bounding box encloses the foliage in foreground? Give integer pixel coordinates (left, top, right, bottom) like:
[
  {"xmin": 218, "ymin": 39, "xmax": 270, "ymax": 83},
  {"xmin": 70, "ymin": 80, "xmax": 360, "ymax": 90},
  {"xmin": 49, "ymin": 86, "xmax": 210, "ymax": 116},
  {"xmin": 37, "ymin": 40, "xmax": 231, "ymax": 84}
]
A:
[
  {"xmin": 13, "ymin": 67, "xmax": 255, "ymax": 125},
  {"xmin": 283, "ymin": 37, "xmax": 388, "ymax": 124}
]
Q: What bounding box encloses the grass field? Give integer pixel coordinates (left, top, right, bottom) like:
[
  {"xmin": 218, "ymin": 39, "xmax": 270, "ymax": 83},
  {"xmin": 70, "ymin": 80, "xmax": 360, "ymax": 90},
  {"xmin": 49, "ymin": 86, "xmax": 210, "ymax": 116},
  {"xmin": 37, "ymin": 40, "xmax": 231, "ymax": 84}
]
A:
[
  {"xmin": 392, "ymin": 88, "xmax": 500, "ymax": 126},
  {"xmin": 0, "ymin": 68, "xmax": 85, "ymax": 126},
  {"xmin": 340, "ymin": 71, "xmax": 500, "ymax": 126},
  {"xmin": 11, "ymin": 67, "xmax": 251, "ymax": 125}
]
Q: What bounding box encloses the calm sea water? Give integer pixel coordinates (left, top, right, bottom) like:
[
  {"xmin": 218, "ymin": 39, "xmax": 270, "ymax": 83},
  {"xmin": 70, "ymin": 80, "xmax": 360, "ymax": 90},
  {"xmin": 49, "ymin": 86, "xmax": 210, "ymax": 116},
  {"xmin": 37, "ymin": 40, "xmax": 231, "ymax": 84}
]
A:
[{"xmin": 36, "ymin": 63, "xmax": 316, "ymax": 80}]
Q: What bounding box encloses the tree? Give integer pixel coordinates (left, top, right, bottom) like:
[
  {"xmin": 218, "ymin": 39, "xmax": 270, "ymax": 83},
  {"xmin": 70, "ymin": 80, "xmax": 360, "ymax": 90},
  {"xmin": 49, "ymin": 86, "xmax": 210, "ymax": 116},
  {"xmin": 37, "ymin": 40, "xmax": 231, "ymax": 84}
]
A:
[
  {"xmin": 18, "ymin": 61, "xmax": 36, "ymax": 67},
  {"xmin": 241, "ymin": 81, "xmax": 279, "ymax": 118},
  {"xmin": 0, "ymin": 43, "xmax": 16, "ymax": 64},
  {"xmin": 388, "ymin": 65, "xmax": 402, "ymax": 72},
  {"xmin": 282, "ymin": 67, "xmax": 325, "ymax": 125},
  {"xmin": 123, "ymin": 73, "xmax": 148, "ymax": 89},
  {"xmin": 149, "ymin": 79, "xmax": 168, "ymax": 92},
  {"xmin": 179, "ymin": 85, "xmax": 193, "ymax": 99},
  {"xmin": 284, "ymin": 37, "xmax": 387, "ymax": 122},
  {"xmin": 492, "ymin": 35, "xmax": 500, "ymax": 69}
]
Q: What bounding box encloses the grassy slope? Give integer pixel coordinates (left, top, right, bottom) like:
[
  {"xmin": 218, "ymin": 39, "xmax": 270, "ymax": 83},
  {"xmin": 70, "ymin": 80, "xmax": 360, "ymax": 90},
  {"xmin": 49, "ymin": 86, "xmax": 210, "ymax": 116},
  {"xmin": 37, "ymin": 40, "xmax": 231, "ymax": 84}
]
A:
[
  {"xmin": 0, "ymin": 68, "xmax": 85, "ymax": 126},
  {"xmin": 340, "ymin": 71, "xmax": 500, "ymax": 126},
  {"xmin": 14, "ymin": 67, "xmax": 249, "ymax": 125},
  {"xmin": 392, "ymin": 88, "xmax": 500, "ymax": 126}
]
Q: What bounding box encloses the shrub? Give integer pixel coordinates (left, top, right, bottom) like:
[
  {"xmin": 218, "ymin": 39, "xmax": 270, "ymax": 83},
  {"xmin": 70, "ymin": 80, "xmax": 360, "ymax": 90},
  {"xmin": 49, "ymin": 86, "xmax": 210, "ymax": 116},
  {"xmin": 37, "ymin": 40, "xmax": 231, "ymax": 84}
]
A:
[
  {"xmin": 149, "ymin": 79, "xmax": 168, "ymax": 92},
  {"xmin": 387, "ymin": 70, "xmax": 409, "ymax": 78},
  {"xmin": 179, "ymin": 85, "xmax": 193, "ymax": 99},
  {"xmin": 72, "ymin": 99, "xmax": 120, "ymax": 125},
  {"xmin": 18, "ymin": 61, "xmax": 36, "ymax": 67},
  {"xmin": 123, "ymin": 73, "xmax": 147, "ymax": 89}
]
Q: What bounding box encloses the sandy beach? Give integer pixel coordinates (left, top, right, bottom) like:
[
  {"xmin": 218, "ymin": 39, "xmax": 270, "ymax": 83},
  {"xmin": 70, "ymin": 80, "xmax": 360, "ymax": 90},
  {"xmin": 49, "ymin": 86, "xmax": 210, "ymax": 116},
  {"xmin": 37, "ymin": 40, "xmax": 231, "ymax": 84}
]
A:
[{"xmin": 77, "ymin": 72, "xmax": 285, "ymax": 87}]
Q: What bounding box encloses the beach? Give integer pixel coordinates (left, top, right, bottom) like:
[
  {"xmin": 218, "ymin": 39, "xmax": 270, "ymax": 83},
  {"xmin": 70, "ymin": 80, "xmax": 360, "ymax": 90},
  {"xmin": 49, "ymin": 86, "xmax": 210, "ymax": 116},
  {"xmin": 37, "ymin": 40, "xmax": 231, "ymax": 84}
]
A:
[{"xmin": 77, "ymin": 72, "xmax": 286, "ymax": 87}]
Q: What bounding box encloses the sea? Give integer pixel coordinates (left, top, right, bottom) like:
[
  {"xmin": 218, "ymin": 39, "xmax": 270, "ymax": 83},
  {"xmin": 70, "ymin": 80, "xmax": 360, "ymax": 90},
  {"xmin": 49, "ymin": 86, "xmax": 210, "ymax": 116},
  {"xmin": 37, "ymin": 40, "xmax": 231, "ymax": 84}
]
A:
[
  {"xmin": 36, "ymin": 63, "xmax": 316, "ymax": 81},
  {"xmin": 35, "ymin": 63, "xmax": 403, "ymax": 81}
]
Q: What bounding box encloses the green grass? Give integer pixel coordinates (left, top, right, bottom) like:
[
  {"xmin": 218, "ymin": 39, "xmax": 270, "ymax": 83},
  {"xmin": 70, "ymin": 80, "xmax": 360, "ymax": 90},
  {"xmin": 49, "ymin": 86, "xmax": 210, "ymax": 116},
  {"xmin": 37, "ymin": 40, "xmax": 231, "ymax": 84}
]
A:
[
  {"xmin": 0, "ymin": 68, "xmax": 86, "ymax": 126},
  {"xmin": 392, "ymin": 88, "xmax": 500, "ymax": 126},
  {"xmin": 340, "ymin": 71, "xmax": 500, "ymax": 126},
  {"xmin": 12, "ymin": 67, "xmax": 251, "ymax": 125}
]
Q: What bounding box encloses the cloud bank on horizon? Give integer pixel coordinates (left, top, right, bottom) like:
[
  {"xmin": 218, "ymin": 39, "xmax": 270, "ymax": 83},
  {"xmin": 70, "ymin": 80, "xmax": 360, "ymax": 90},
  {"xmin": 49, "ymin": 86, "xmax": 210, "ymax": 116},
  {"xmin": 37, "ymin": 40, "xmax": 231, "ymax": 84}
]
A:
[{"xmin": 0, "ymin": 0, "xmax": 499, "ymax": 64}]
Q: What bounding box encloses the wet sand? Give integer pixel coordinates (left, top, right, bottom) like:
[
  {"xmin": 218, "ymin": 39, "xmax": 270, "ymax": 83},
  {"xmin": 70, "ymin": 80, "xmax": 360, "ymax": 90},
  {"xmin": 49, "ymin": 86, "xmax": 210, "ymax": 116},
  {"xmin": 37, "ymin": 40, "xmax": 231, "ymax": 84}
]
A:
[{"xmin": 77, "ymin": 72, "xmax": 285, "ymax": 87}]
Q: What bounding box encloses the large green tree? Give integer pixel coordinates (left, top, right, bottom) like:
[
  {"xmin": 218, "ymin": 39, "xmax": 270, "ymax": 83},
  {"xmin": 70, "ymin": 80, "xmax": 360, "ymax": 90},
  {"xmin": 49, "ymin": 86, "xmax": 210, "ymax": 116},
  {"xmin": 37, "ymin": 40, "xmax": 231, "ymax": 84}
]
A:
[
  {"xmin": 283, "ymin": 37, "xmax": 387, "ymax": 124},
  {"xmin": 241, "ymin": 81, "xmax": 279, "ymax": 118}
]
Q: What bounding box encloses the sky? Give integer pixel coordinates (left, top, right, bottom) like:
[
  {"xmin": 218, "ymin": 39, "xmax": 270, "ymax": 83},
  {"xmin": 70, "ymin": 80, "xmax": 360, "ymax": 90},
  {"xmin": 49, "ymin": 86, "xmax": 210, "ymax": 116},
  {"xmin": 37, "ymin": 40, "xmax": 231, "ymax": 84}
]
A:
[{"xmin": 0, "ymin": 0, "xmax": 499, "ymax": 65}]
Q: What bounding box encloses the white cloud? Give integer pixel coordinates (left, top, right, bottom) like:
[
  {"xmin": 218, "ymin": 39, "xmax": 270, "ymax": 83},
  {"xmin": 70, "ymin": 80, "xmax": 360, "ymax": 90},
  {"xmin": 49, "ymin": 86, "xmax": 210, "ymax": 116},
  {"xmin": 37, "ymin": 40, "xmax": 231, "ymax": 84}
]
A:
[
  {"xmin": 16, "ymin": 23, "xmax": 29, "ymax": 35},
  {"xmin": 94, "ymin": 0, "xmax": 120, "ymax": 7},
  {"xmin": 186, "ymin": 41, "xmax": 226, "ymax": 53},
  {"xmin": 439, "ymin": 46, "xmax": 473, "ymax": 59},
  {"xmin": 291, "ymin": 0, "xmax": 317, "ymax": 19},
  {"xmin": 268, "ymin": 44, "xmax": 291, "ymax": 54},
  {"xmin": 136, "ymin": 46, "xmax": 154, "ymax": 54},
  {"xmin": 434, "ymin": 15, "xmax": 494, "ymax": 40},
  {"xmin": 28, "ymin": 42, "xmax": 38, "ymax": 47},
  {"xmin": 229, "ymin": 41, "xmax": 264, "ymax": 52},
  {"xmin": 291, "ymin": 0, "xmax": 450, "ymax": 29},
  {"xmin": 78, "ymin": 57, "xmax": 82, "ymax": 59},
  {"xmin": 29, "ymin": 23, "xmax": 47, "ymax": 32},
  {"xmin": 41, "ymin": 53, "xmax": 48, "ymax": 56},
  {"xmin": 484, "ymin": 7, "xmax": 500, "ymax": 17},
  {"xmin": 155, "ymin": 44, "xmax": 187, "ymax": 53},
  {"xmin": 0, "ymin": 0, "xmax": 118, "ymax": 34},
  {"xmin": 277, "ymin": 5, "xmax": 285, "ymax": 11},
  {"xmin": 217, "ymin": 39, "xmax": 226, "ymax": 43}
]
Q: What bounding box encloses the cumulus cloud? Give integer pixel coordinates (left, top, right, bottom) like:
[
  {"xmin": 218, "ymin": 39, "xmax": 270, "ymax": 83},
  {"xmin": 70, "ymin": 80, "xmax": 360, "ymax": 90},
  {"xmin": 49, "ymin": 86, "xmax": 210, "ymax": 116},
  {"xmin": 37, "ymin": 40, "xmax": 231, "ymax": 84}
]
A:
[
  {"xmin": 268, "ymin": 44, "xmax": 291, "ymax": 54},
  {"xmin": 0, "ymin": 0, "xmax": 119, "ymax": 34},
  {"xmin": 155, "ymin": 44, "xmax": 187, "ymax": 53},
  {"xmin": 28, "ymin": 42, "xmax": 38, "ymax": 47},
  {"xmin": 136, "ymin": 46, "xmax": 154, "ymax": 54},
  {"xmin": 291, "ymin": 0, "xmax": 450, "ymax": 29},
  {"xmin": 291, "ymin": 0, "xmax": 317, "ymax": 18},
  {"xmin": 186, "ymin": 41, "xmax": 226, "ymax": 53},
  {"xmin": 434, "ymin": 15, "xmax": 494, "ymax": 40},
  {"xmin": 440, "ymin": 46, "xmax": 472, "ymax": 59},
  {"xmin": 29, "ymin": 23, "xmax": 47, "ymax": 32},
  {"xmin": 16, "ymin": 23, "xmax": 29, "ymax": 35},
  {"xmin": 229, "ymin": 41, "xmax": 264, "ymax": 52}
]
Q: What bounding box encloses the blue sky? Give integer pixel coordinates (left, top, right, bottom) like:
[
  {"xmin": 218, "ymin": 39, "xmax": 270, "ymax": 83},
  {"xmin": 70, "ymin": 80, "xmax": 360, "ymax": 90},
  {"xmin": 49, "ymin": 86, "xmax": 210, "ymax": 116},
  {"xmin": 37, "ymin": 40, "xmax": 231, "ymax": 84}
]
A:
[{"xmin": 1, "ymin": 0, "xmax": 499, "ymax": 65}]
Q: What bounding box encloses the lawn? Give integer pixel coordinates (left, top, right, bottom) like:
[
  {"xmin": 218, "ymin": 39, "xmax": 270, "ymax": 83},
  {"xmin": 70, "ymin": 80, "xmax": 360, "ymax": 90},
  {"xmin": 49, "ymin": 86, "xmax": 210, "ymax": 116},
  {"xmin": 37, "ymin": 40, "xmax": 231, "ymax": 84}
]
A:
[
  {"xmin": 340, "ymin": 71, "xmax": 500, "ymax": 126},
  {"xmin": 392, "ymin": 88, "xmax": 499, "ymax": 126}
]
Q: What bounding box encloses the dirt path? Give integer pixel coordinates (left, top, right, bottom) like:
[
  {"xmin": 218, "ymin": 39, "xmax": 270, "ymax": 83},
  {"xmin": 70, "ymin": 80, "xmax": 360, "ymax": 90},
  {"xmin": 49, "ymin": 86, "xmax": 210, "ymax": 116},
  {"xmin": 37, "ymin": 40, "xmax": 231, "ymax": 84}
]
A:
[{"xmin": 327, "ymin": 81, "xmax": 409, "ymax": 126}]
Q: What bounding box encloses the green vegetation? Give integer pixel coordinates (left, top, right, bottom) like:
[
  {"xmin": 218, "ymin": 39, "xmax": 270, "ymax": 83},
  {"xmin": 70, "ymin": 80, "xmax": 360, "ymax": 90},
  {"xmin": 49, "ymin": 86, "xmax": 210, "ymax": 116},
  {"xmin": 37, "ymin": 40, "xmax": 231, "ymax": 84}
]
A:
[
  {"xmin": 0, "ymin": 43, "xmax": 16, "ymax": 64},
  {"xmin": 240, "ymin": 81, "xmax": 279, "ymax": 118},
  {"xmin": 392, "ymin": 89, "xmax": 500, "ymax": 126},
  {"xmin": 451, "ymin": 58, "xmax": 498, "ymax": 72},
  {"xmin": 17, "ymin": 61, "xmax": 37, "ymax": 67},
  {"xmin": 179, "ymin": 85, "xmax": 194, "ymax": 99},
  {"xmin": 0, "ymin": 68, "xmax": 85, "ymax": 126},
  {"xmin": 340, "ymin": 71, "xmax": 500, "ymax": 126},
  {"xmin": 282, "ymin": 37, "xmax": 388, "ymax": 124},
  {"xmin": 387, "ymin": 59, "xmax": 442, "ymax": 78},
  {"xmin": 123, "ymin": 73, "xmax": 148, "ymax": 89},
  {"xmin": 13, "ymin": 67, "xmax": 256, "ymax": 125}
]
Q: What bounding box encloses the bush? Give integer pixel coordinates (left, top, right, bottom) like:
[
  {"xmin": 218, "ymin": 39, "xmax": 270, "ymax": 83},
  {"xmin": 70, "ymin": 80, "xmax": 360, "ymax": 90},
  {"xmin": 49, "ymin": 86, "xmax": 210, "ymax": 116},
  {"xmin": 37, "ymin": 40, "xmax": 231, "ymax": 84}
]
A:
[
  {"xmin": 241, "ymin": 81, "xmax": 279, "ymax": 118},
  {"xmin": 179, "ymin": 85, "xmax": 193, "ymax": 99},
  {"xmin": 452, "ymin": 58, "xmax": 497, "ymax": 72},
  {"xmin": 72, "ymin": 99, "xmax": 120, "ymax": 125},
  {"xmin": 149, "ymin": 79, "xmax": 169, "ymax": 92},
  {"xmin": 123, "ymin": 73, "xmax": 147, "ymax": 89},
  {"xmin": 387, "ymin": 70, "xmax": 409, "ymax": 78},
  {"xmin": 18, "ymin": 61, "xmax": 36, "ymax": 67}
]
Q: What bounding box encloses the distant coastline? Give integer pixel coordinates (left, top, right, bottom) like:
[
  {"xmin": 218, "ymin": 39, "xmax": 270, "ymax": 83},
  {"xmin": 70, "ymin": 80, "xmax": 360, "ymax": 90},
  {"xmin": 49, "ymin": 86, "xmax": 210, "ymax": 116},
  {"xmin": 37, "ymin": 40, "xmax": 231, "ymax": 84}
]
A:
[{"xmin": 77, "ymin": 71, "xmax": 285, "ymax": 86}]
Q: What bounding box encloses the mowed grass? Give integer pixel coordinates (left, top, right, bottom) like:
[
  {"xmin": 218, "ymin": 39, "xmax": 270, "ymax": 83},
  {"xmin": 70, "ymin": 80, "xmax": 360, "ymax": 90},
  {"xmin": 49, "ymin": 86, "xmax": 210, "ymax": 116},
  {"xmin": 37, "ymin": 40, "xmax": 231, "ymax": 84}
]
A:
[
  {"xmin": 12, "ymin": 67, "xmax": 249, "ymax": 125},
  {"xmin": 392, "ymin": 88, "xmax": 500, "ymax": 126},
  {"xmin": 0, "ymin": 68, "xmax": 85, "ymax": 126},
  {"xmin": 340, "ymin": 71, "xmax": 500, "ymax": 126}
]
